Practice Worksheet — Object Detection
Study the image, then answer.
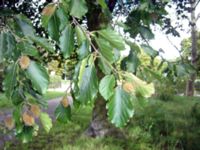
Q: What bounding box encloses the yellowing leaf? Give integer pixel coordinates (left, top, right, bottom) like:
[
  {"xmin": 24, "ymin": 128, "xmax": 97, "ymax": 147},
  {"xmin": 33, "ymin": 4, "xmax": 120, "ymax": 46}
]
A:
[
  {"xmin": 22, "ymin": 113, "xmax": 35, "ymax": 126},
  {"xmin": 30, "ymin": 104, "xmax": 41, "ymax": 118},
  {"xmin": 123, "ymin": 72, "xmax": 155, "ymax": 98},
  {"xmin": 19, "ymin": 55, "xmax": 30, "ymax": 70},
  {"xmin": 39, "ymin": 113, "xmax": 52, "ymax": 133},
  {"xmin": 41, "ymin": 3, "xmax": 57, "ymax": 28},
  {"xmin": 4, "ymin": 116, "xmax": 14, "ymax": 130},
  {"xmin": 42, "ymin": 3, "xmax": 57, "ymax": 16}
]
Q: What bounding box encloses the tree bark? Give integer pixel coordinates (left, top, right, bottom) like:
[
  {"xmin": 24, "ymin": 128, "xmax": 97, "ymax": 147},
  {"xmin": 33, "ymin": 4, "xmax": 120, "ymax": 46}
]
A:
[
  {"xmin": 84, "ymin": 0, "xmax": 124, "ymax": 138},
  {"xmin": 85, "ymin": 95, "xmax": 124, "ymax": 138},
  {"xmin": 186, "ymin": 0, "xmax": 197, "ymax": 96},
  {"xmin": 0, "ymin": 64, "xmax": 4, "ymax": 92}
]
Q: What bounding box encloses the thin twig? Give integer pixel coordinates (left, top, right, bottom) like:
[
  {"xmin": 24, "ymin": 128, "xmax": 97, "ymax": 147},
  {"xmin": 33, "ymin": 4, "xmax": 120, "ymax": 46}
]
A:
[
  {"xmin": 194, "ymin": 0, "xmax": 200, "ymax": 9},
  {"xmin": 72, "ymin": 17, "xmax": 119, "ymax": 75},
  {"xmin": 166, "ymin": 35, "xmax": 184, "ymax": 61}
]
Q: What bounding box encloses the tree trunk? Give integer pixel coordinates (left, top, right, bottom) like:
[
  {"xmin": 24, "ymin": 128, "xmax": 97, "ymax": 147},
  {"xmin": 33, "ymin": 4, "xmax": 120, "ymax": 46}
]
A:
[
  {"xmin": 0, "ymin": 64, "xmax": 4, "ymax": 92},
  {"xmin": 186, "ymin": 0, "xmax": 197, "ymax": 96},
  {"xmin": 85, "ymin": 95, "xmax": 123, "ymax": 138},
  {"xmin": 84, "ymin": 0, "xmax": 124, "ymax": 138}
]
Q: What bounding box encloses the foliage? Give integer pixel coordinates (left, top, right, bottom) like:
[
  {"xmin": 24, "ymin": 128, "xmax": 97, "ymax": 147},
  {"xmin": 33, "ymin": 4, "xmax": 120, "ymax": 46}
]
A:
[
  {"xmin": 126, "ymin": 96, "xmax": 200, "ymax": 150},
  {"xmin": 3, "ymin": 96, "xmax": 200, "ymax": 150},
  {"xmin": 194, "ymin": 79, "xmax": 200, "ymax": 91},
  {"xmin": 0, "ymin": 0, "xmax": 197, "ymax": 143},
  {"xmin": 180, "ymin": 32, "xmax": 200, "ymax": 74},
  {"xmin": 0, "ymin": 91, "xmax": 65, "ymax": 108}
]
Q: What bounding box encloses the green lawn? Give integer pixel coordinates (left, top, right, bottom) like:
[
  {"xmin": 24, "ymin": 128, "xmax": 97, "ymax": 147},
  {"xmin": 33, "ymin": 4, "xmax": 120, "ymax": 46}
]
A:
[
  {"xmin": 0, "ymin": 91, "xmax": 65, "ymax": 108},
  {"xmin": 3, "ymin": 96, "xmax": 200, "ymax": 150}
]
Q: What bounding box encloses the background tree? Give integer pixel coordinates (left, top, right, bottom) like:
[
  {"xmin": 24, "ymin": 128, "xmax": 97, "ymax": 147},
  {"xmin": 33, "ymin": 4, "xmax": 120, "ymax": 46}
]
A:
[
  {"xmin": 181, "ymin": 32, "xmax": 200, "ymax": 94},
  {"xmin": 185, "ymin": 0, "xmax": 198, "ymax": 96},
  {"xmin": 162, "ymin": 0, "xmax": 200, "ymax": 96}
]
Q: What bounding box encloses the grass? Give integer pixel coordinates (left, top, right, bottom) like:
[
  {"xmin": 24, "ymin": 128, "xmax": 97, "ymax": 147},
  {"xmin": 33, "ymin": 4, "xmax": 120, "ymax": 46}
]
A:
[
  {"xmin": 43, "ymin": 91, "xmax": 65, "ymax": 100},
  {"xmin": 0, "ymin": 91, "xmax": 65, "ymax": 108},
  {"xmin": 5, "ymin": 106, "xmax": 125, "ymax": 150},
  {"xmin": 2, "ymin": 95, "xmax": 200, "ymax": 150},
  {"xmin": 126, "ymin": 96, "xmax": 200, "ymax": 150}
]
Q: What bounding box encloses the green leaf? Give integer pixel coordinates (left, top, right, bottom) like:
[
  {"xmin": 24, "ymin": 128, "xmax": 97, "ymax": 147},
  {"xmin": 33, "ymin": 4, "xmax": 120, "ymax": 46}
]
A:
[
  {"xmin": 125, "ymin": 40, "xmax": 141, "ymax": 53},
  {"xmin": 143, "ymin": 67, "xmax": 162, "ymax": 81},
  {"xmin": 15, "ymin": 15, "xmax": 35, "ymax": 37},
  {"xmin": 97, "ymin": 28, "xmax": 125, "ymax": 50},
  {"xmin": 99, "ymin": 75, "xmax": 115, "ymax": 100},
  {"xmin": 3, "ymin": 63, "xmax": 18, "ymax": 98},
  {"xmin": 75, "ymin": 26, "xmax": 89, "ymax": 59},
  {"xmin": 0, "ymin": 32, "xmax": 16, "ymax": 61},
  {"xmin": 75, "ymin": 26, "xmax": 87, "ymax": 46},
  {"xmin": 26, "ymin": 61, "xmax": 49, "ymax": 94},
  {"xmin": 17, "ymin": 42, "xmax": 39, "ymax": 57},
  {"xmin": 59, "ymin": 24, "xmax": 74, "ymax": 58},
  {"xmin": 141, "ymin": 44, "xmax": 158, "ymax": 58},
  {"xmin": 157, "ymin": 60, "xmax": 164, "ymax": 70},
  {"xmin": 11, "ymin": 88, "xmax": 24, "ymax": 106},
  {"xmin": 39, "ymin": 112, "xmax": 53, "ymax": 133},
  {"xmin": 76, "ymin": 56, "xmax": 98, "ymax": 104},
  {"xmin": 95, "ymin": 37, "xmax": 115, "ymax": 63},
  {"xmin": 0, "ymin": 9, "xmax": 15, "ymax": 16},
  {"xmin": 121, "ymin": 50, "xmax": 140, "ymax": 73},
  {"xmin": 41, "ymin": 3, "xmax": 57, "ymax": 28},
  {"xmin": 116, "ymin": 21, "xmax": 130, "ymax": 30},
  {"xmin": 42, "ymin": 4, "xmax": 68, "ymax": 39},
  {"xmin": 97, "ymin": 0, "xmax": 108, "ymax": 9},
  {"xmin": 0, "ymin": 32, "xmax": 6, "ymax": 62},
  {"xmin": 13, "ymin": 106, "xmax": 23, "ymax": 126},
  {"xmin": 176, "ymin": 64, "xmax": 187, "ymax": 76},
  {"xmin": 70, "ymin": 0, "xmax": 88, "ymax": 19},
  {"xmin": 16, "ymin": 126, "xmax": 34, "ymax": 143},
  {"xmin": 56, "ymin": 6, "xmax": 69, "ymax": 31},
  {"xmin": 29, "ymin": 36, "xmax": 54, "ymax": 52},
  {"xmin": 113, "ymin": 48, "xmax": 121, "ymax": 62},
  {"xmin": 77, "ymin": 40, "xmax": 90, "ymax": 60},
  {"xmin": 139, "ymin": 26, "xmax": 154, "ymax": 39},
  {"xmin": 107, "ymin": 86, "xmax": 134, "ymax": 127},
  {"xmin": 55, "ymin": 104, "xmax": 71, "ymax": 123},
  {"xmin": 98, "ymin": 56, "xmax": 112, "ymax": 75},
  {"xmin": 47, "ymin": 12, "xmax": 60, "ymax": 41},
  {"xmin": 5, "ymin": 32, "xmax": 16, "ymax": 57}
]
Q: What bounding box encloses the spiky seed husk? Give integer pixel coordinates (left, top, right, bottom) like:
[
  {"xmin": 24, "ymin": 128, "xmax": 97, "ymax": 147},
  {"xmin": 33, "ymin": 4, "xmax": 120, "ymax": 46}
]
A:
[
  {"xmin": 60, "ymin": 96, "xmax": 69, "ymax": 108},
  {"xmin": 4, "ymin": 116, "xmax": 14, "ymax": 130},
  {"xmin": 19, "ymin": 56, "xmax": 30, "ymax": 69},
  {"xmin": 22, "ymin": 112, "xmax": 35, "ymax": 126},
  {"xmin": 123, "ymin": 82, "xmax": 134, "ymax": 93},
  {"xmin": 30, "ymin": 104, "xmax": 41, "ymax": 118}
]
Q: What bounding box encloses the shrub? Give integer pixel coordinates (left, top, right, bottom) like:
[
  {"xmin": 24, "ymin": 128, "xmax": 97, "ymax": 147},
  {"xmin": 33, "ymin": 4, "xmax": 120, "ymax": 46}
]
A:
[
  {"xmin": 126, "ymin": 97, "xmax": 200, "ymax": 150},
  {"xmin": 194, "ymin": 80, "xmax": 200, "ymax": 91},
  {"xmin": 155, "ymin": 82, "xmax": 175, "ymax": 101}
]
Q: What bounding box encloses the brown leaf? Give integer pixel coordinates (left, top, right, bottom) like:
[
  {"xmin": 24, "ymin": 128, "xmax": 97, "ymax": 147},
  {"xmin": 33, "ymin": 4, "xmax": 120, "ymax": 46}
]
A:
[
  {"xmin": 4, "ymin": 116, "xmax": 14, "ymax": 130},
  {"xmin": 42, "ymin": 4, "xmax": 56, "ymax": 16},
  {"xmin": 19, "ymin": 56, "xmax": 30, "ymax": 70},
  {"xmin": 30, "ymin": 104, "xmax": 41, "ymax": 118},
  {"xmin": 22, "ymin": 112, "xmax": 35, "ymax": 126}
]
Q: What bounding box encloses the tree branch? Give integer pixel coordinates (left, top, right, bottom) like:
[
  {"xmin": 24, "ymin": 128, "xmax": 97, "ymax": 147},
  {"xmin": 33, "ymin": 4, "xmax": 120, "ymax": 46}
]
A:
[{"xmin": 194, "ymin": 0, "xmax": 200, "ymax": 9}]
